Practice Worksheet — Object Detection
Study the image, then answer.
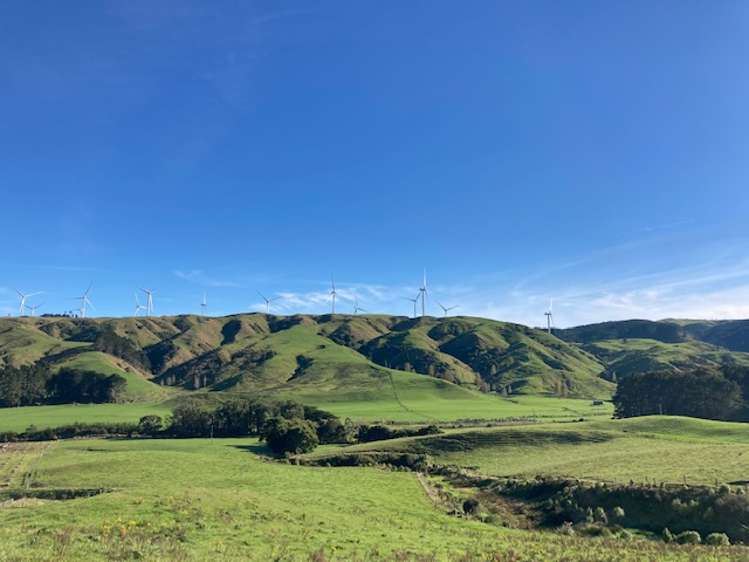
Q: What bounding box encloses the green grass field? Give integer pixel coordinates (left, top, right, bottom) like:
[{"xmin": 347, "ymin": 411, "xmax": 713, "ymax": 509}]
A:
[
  {"xmin": 315, "ymin": 416, "xmax": 749, "ymax": 487},
  {"xmin": 0, "ymin": 392, "xmax": 613, "ymax": 434},
  {"xmin": 0, "ymin": 436, "xmax": 742, "ymax": 561},
  {"xmin": 0, "ymin": 403, "xmax": 172, "ymax": 433}
]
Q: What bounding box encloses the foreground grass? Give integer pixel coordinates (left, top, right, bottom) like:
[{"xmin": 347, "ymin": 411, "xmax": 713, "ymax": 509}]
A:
[
  {"xmin": 318, "ymin": 416, "xmax": 749, "ymax": 487},
  {"xmin": 0, "ymin": 437, "xmax": 743, "ymax": 561}
]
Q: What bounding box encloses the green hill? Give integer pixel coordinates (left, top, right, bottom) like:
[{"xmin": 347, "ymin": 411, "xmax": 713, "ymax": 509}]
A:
[
  {"xmin": 556, "ymin": 318, "xmax": 749, "ymax": 380},
  {"xmin": 0, "ymin": 314, "xmax": 612, "ymax": 404}
]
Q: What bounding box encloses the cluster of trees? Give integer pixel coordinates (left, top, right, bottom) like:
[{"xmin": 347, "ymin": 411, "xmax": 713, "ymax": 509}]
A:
[
  {"xmin": 165, "ymin": 398, "xmax": 354, "ymax": 454},
  {"xmin": 0, "ymin": 366, "xmax": 127, "ymax": 407},
  {"xmin": 93, "ymin": 328, "xmax": 151, "ymax": 372},
  {"xmin": 613, "ymin": 366, "xmax": 749, "ymax": 421}
]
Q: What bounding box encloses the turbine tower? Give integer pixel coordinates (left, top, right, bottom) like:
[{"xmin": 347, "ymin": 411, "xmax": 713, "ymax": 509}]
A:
[
  {"xmin": 27, "ymin": 302, "xmax": 43, "ymax": 317},
  {"xmin": 15, "ymin": 290, "xmax": 41, "ymax": 316},
  {"xmin": 418, "ymin": 269, "xmax": 427, "ymax": 317},
  {"xmin": 544, "ymin": 299, "xmax": 553, "ymax": 334},
  {"xmin": 353, "ymin": 297, "xmax": 367, "ymax": 315},
  {"xmin": 436, "ymin": 301, "xmax": 458, "ymax": 317},
  {"xmin": 75, "ymin": 283, "xmax": 94, "ymax": 318},
  {"xmin": 134, "ymin": 293, "xmax": 148, "ymax": 316},
  {"xmin": 330, "ymin": 276, "xmax": 337, "ymax": 314},
  {"xmin": 257, "ymin": 291, "xmax": 278, "ymax": 314},
  {"xmin": 140, "ymin": 288, "xmax": 154, "ymax": 317},
  {"xmin": 201, "ymin": 293, "xmax": 208, "ymax": 316},
  {"xmin": 404, "ymin": 295, "xmax": 419, "ymax": 318}
]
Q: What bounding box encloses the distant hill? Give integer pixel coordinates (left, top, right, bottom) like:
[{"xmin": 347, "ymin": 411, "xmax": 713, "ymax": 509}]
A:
[
  {"xmin": 0, "ymin": 314, "xmax": 613, "ymax": 402},
  {"xmin": 556, "ymin": 318, "xmax": 749, "ymax": 380},
  {"xmin": 557, "ymin": 318, "xmax": 749, "ymax": 352}
]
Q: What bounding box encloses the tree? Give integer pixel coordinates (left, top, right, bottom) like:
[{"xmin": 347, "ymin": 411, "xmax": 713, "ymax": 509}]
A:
[
  {"xmin": 170, "ymin": 401, "xmax": 214, "ymax": 437},
  {"xmin": 614, "ymin": 369, "xmax": 744, "ymax": 421},
  {"xmin": 138, "ymin": 415, "xmax": 164, "ymax": 435},
  {"xmin": 262, "ymin": 417, "xmax": 319, "ymax": 455}
]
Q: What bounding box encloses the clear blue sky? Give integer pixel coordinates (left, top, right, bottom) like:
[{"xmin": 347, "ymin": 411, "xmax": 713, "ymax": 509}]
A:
[{"xmin": 2, "ymin": 1, "xmax": 749, "ymax": 326}]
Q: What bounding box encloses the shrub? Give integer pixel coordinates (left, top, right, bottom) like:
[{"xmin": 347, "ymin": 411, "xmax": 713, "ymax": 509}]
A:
[
  {"xmin": 137, "ymin": 415, "xmax": 163, "ymax": 435},
  {"xmin": 263, "ymin": 417, "xmax": 319, "ymax": 455},
  {"xmin": 170, "ymin": 401, "xmax": 214, "ymax": 437},
  {"xmin": 662, "ymin": 528, "xmax": 674, "ymax": 543},
  {"xmin": 462, "ymin": 498, "xmax": 481, "ymax": 516},
  {"xmin": 705, "ymin": 532, "xmax": 730, "ymax": 546},
  {"xmin": 594, "ymin": 506, "xmax": 608, "ymax": 525},
  {"xmin": 611, "ymin": 506, "xmax": 625, "ymax": 520},
  {"xmin": 675, "ymin": 530, "xmax": 701, "ymax": 545}
]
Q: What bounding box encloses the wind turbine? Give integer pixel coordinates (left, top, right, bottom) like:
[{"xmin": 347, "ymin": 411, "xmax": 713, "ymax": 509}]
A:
[
  {"xmin": 15, "ymin": 290, "xmax": 42, "ymax": 316},
  {"xmin": 330, "ymin": 276, "xmax": 337, "ymax": 314},
  {"xmin": 353, "ymin": 297, "xmax": 367, "ymax": 315},
  {"xmin": 26, "ymin": 302, "xmax": 44, "ymax": 317},
  {"xmin": 418, "ymin": 269, "xmax": 427, "ymax": 317},
  {"xmin": 75, "ymin": 283, "xmax": 94, "ymax": 318},
  {"xmin": 140, "ymin": 288, "xmax": 154, "ymax": 317},
  {"xmin": 436, "ymin": 301, "xmax": 458, "ymax": 317},
  {"xmin": 544, "ymin": 299, "xmax": 553, "ymax": 334},
  {"xmin": 403, "ymin": 295, "xmax": 419, "ymax": 318},
  {"xmin": 257, "ymin": 291, "xmax": 278, "ymax": 314},
  {"xmin": 134, "ymin": 293, "xmax": 148, "ymax": 316},
  {"xmin": 201, "ymin": 293, "xmax": 208, "ymax": 316}
]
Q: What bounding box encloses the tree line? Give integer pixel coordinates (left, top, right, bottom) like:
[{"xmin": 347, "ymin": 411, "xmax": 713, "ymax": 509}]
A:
[
  {"xmin": 0, "ymin": 365, "xmax": 126, "ymax": 407},
  {"xmin": 613, "ymin": 365, "xmax": 749, "ymax": 421}
]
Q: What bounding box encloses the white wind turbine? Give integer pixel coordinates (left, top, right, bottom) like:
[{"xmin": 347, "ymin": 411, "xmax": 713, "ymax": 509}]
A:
[
  {"xmin": 26, "ymin": 302, "xmax": 44, "ymax": 317},
  {"xmin": 134, "ymin": 293, "xmax": 148, "ymax": 316},
  {"xmin": 545, "ymin": 299, "xmax": 554, "ymax": 334},
  {"xmin": 353, "ymin": 297, "xmax": 367, "ymax": 315},
  {"xmin": 257, "ymin": 291, "xmax": 278, "ymax": 314},
  {"xmin": 330, "ymin": 276, "xmax": 337, "ymax": 314},
  {"xmin": 403, "ymin": 294, "xmax": 419, "ymax": 318},
  {"xmin": 16, "ymin": 290, "xmax": 42, "ymax": 316},
  {"xmin": 436, "ymin": 301, "xmax": 458, "ymax": 317},
  {"xmin": 140, "ymin": 288, "xmax": 155, "ymax": 317},
  {"xmin": 201, "ymin": 293, "xmax": 208, "ymax": 316},
  {"xmin": 418, "ymin": 269, "xmax": 428, "ymax": 317},
  {"xmin": 74, "ymin": 283, "xmax": 95, "ymax": 318}
]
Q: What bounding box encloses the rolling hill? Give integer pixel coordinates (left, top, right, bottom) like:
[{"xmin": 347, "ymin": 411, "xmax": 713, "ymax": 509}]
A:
[
  {"xmin": 0, "ymin": 314, "xmax": 613, "ymax": 404},
  {"xmin": 555, "ymin": 318, "xmax": 749, "ymax": 380}
]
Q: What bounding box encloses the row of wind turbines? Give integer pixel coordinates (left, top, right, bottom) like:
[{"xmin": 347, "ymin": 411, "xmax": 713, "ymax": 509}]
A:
[{"xmin": 12, "ymin": 273, "xmax": 556, "ymax": 332}]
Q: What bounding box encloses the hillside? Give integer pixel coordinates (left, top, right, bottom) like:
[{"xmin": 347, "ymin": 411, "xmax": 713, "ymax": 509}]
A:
[
  {"xmin": 558, "ymin": 318, "xmax": 749, "ymax": 352},
  {"xmin": 555, "ymin": 318, "xmax": 749, "ymax": 380},
  {"xmin": 0, "ymin": 314, "xmax": 612, "ymax": 402}
]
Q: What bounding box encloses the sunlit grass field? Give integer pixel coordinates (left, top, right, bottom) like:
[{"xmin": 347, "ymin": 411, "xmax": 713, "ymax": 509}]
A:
[
  {"xmin": 0, "ymin": 393, "xmax": 613, "ymax": 434},
  {"xmin": 0, "ymin": 437, "xmax": 742, "ymax": 561},
  {"xmin": 316, "ymin": 416, "xmax": 749, "ymax": 487}
]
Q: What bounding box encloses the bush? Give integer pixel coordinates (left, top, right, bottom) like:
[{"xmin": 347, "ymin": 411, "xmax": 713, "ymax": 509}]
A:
[
  {"xmin": 662, "ymin": 528, "xmax": 674, "ymax": 543},
  {"xmin": 675, "ymin": 530, "xmax": 701, "ymax": 545},
  {"xmin": 611, "ymin": 506, "xmax": 625, "ymax": 520},
  {"xmin": 593, "ymin": 506, "xmax": 608, "ymax": 525},
  {"xmin": 462, "ymin": 498, "xmax": 481, "ymax": 516},
  {"xmin": 705, "ymin": 532, "xmax": 730, "ymax": 546},
  {"xmin": 137, "ymin": 415, "xmax": 163, "ymax": 435},
  {"xmin": 263, "ymin": 417, "xmax": 319, "ymax": 455},
  {"xmin": 170, "ymin": 401, "xmax": 214, "ymax": 437}
]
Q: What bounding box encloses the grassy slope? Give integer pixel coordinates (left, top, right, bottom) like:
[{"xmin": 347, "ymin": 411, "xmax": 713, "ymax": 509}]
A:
[
  {"xmin": 0, "ymin": 315, "xmax": 614, "ymax": 401},
  {"xmin": 0, "ymin": 320, "xmax": 87, "ymax": 368},
  {"xmin": 584, "ymin": 338, "xmax": 749, "ymax": 378},
  {"xmin": 0, "ymin": 437, "xmax": 738, "ymax": 561},
  {"xmin": 52, "ymin": 351, "xmax": 171, "ymax": 402},
  {"xmin": 320, "ymin": 416, "xmax": 749, "ymax": 486}
]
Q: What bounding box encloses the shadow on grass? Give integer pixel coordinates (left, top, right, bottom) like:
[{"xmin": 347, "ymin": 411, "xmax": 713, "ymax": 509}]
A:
[{"xmin": 230, "ymin": 443, "xmax": 276, "ymax": 458}]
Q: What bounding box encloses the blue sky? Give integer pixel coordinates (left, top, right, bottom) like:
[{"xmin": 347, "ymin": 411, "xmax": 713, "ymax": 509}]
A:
[{"xmin": 2, "ymin": 1, "xmax": 749, "ymax": 326}]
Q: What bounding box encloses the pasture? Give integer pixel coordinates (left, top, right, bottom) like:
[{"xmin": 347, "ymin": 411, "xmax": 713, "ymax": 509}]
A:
[{"xmin": 0, "ymin": 436, "xmax": 743, "ymax": 561}]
